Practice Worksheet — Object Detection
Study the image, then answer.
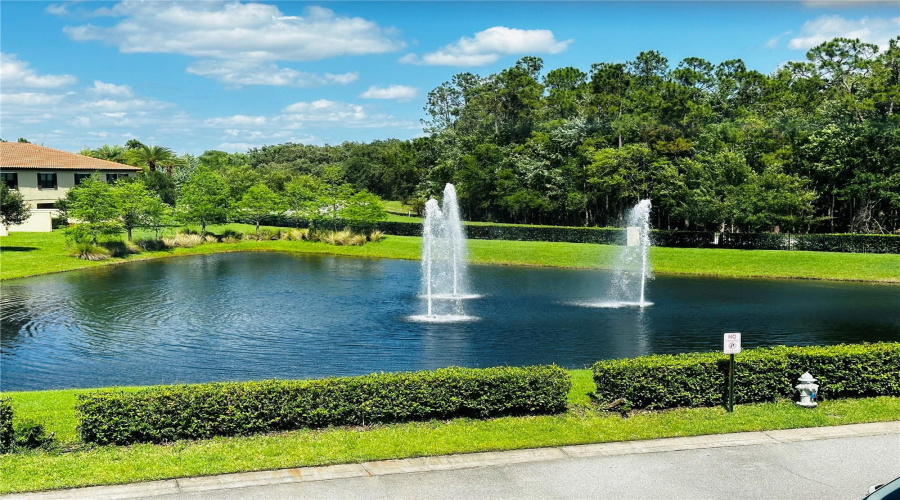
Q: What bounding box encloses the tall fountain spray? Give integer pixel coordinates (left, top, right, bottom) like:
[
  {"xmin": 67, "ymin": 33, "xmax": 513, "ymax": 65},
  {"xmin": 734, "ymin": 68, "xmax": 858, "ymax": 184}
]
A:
[
  {"xmin": 577, "ymin": 199, "xmax": 653, "ymax": 308},
  {"xmin": 613, "ymin": 199, "xmax": 653, "ymax": 307},
  {"xmin": 411, "ymin": 184, "xmax": 478, "ymax": 322},
  {"xmin": 442, "ymin": 183, "xmax": 467, "ymax": 297}
]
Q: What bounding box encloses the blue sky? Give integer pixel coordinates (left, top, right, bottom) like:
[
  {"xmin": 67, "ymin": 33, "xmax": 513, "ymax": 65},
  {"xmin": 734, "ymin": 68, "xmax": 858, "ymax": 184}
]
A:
[{"xmin": 1, "ymin": 1, "xmax": 897, "ymax": 155}]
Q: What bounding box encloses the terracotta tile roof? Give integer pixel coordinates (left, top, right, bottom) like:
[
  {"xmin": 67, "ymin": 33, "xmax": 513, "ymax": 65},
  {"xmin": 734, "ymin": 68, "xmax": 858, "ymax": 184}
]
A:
[{"xmin": 0, "ymin": 142, "xmax": 141, "ymax": 171}]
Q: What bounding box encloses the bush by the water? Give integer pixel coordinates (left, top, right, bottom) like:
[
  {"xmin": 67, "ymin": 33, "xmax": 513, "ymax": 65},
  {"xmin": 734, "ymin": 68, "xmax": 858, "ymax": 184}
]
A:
[
  {"xmin": 134, "ymin": 238, "xmax": 170, "ymax": 251},
  {"xmin": 76, "ymin": 365, "xmax": 571, "ymax": 445},
  {"xmin": 592, "ymin": 343, "xmax": 900, "ymax": 410},
  {"xmin": 0, "ymin": 398, "xmax": 12, "ymax": 453},
  {"xmin": 69, "ymin": 243, "xmax": 112, "ymax": 261},
  {"xmin": 162, "ymin": 233, "xmax": 204, "ymax": 248}
]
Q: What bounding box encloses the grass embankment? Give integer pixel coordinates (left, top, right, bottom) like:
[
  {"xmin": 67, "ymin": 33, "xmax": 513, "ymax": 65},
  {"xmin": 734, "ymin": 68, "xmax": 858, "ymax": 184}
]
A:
[
  {"xmin": 2, "ymin": 226, "xmax": 899, "ymax": 282},
  {"xmin": 2, "ymin": 372, "xmax": 898, "ymax": 494}
]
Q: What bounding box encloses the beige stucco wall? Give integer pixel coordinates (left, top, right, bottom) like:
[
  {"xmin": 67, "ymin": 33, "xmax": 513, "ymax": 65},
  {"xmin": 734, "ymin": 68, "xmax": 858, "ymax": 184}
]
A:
[
  {"xmin": 6, "ymin": 209, "xmax": 53, "ymax": 233},
  {"xmin": 4, "ymin": 169, "xmax": 135, "ymax": 209}
]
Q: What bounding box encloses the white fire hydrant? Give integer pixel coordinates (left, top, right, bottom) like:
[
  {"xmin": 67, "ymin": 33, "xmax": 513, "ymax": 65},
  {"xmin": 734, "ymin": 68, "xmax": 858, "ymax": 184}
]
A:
[{"xmin": 795, "ymin": 372, "xmax": 819, "ymax": 408}]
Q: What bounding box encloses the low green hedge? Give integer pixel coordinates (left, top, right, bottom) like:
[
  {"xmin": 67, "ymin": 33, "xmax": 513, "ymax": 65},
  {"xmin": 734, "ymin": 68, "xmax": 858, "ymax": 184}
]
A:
[
  {"xmin": 0, "ymin": 397, "xmax": 12, "ymax": 453},
  {"xmin": 592, "ymin": 343, "xmax": 900, "ymax": 410},
  {"xmin": 77, "ymin": 365, "xmax": 571, "ymax": 445}
]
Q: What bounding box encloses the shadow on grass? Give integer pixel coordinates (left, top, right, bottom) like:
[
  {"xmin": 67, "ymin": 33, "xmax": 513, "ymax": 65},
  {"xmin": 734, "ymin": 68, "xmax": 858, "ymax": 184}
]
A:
[{"xmin": 0, "ymin": 246, "xmax": 39, "ymax": 252}]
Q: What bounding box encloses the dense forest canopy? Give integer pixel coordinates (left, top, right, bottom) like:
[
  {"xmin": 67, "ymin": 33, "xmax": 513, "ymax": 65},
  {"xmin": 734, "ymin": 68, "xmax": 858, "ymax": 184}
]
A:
[{"xmin": 81, "ymin": 37, "xmax": 900, "ymax": 234}]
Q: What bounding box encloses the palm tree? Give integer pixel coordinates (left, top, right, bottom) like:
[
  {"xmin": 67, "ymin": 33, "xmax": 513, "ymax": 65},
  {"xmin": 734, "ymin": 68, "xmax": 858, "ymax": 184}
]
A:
[
  {"xmin": 96, "ymin": 144, "xmax": 127, "ymax": 163},
  {"xmin": 127, "ymin": 145, "xmax": 175, "ymax": 173}
]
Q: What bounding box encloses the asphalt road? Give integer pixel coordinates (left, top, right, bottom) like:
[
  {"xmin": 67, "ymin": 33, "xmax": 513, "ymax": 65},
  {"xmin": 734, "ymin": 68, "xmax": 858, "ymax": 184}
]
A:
[{"xmin": 150, "ymin": 432, "xmax": 899, "ymax": 500}]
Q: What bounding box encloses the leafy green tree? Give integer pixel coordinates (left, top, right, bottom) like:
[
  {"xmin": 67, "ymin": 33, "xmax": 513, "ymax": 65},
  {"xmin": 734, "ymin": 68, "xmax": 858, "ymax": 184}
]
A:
[
  {"xmin": 112, "ymin": 181, "xmax": 157, "ymax": 241},
  {"xmin": 236, "ymin": 184, "xmax": 286, "ymax": 235},
  {"xmin": 141, "ymin": 170, "xmax": 177, "ymax": 205},
  {"xmin": 339, "ymin": 190, "xmax": 387, "ymax": 223},
  {"xmin": 284, "ymin": 175, "xmax": 324, "ymax": 220},
  {"xmin": 66, "ymin": 177, "xmax": 121, "ymax": 245},
  {"xmin": 143, "ymin": 195, "xmax": 175, "ymax": 238},
  {"xmin": 177, "ymin": 167, "xmax": 228, "ymax": 236},
  {"xmin": 0, "ymin": 183, "xmax": 30, "ymax": 230}
]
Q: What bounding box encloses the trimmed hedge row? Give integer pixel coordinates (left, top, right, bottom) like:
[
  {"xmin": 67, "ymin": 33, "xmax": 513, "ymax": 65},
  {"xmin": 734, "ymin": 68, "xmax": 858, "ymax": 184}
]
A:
[
  {"xmin": 0, "ymin": 398, "xmax": 12, "ymax": 453},
  {"xmin": 239, "ymin": 215, "xmax": 899, "ymax": 253},
  {"xmin": 592, "ymin": 343, "xmax": 900, "ymax": 410},
  {"xmin": 77, "ymin": 365, "xmax": 571, "ymax": 445}
]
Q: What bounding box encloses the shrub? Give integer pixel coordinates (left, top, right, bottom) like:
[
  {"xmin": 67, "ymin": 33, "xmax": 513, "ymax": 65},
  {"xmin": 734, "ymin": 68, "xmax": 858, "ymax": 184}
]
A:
[
  {"xmin": 177, "ymin": 227, "xmax": 199, "ymax": 235},
  {"xmin": 369, "ymin": 230, "xmax": 385, "ymax": 242},
  {"xmin": 77, "ymin": 365, "xmax": 571, "ymax": 445},
  {"xmin": 281, "ymin": 229, "xmax": 309, "ymax": 241},
  {"xmin": 218, "ymin": 230, "xmax": 245, "ymax": 244},
  {"xmin": 13, "ymin": 421, "xmax": 54, "ymax": 451},
  {"xmin": 70, "ymin": 243, "xmax": 111, "ymax": 261},
  {"xmin": 100, "ymin": 240, "xmax": 140, "ymax": 257},
  {"xmin": 591, "ymin": 343, "xmax": 900, "ymax": 410},
  {"xmin": 260, "ymin": 228, "xmax": 281, "ymax": 241},
  {"xmin": 203, "ymin": 234, "xmax": 218, "ymax": 244},
  {"xmin": 163, "ymin": 233, "xmax": 204, "ymax": 248},
  {"xmin": 134, "ymin": 238, "xmax": 169, "ymax": 251},
  {"xmin": 245, "ymin": 227, "xmax": 282, "ymax": 241},
  {"xmin": 0, "ymin": 398, "xmax": 12, "ymax": 453}
]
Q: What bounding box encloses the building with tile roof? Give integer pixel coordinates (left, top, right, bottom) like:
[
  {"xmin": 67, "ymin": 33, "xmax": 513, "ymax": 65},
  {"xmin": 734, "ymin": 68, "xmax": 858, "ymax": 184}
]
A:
[{"xmin": 0, "ymin": 142, "xmax": 141, "ymax": 232}]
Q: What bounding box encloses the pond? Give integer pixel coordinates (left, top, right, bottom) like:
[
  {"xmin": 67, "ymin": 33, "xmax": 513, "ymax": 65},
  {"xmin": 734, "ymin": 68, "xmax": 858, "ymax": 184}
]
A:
[{"xmin": 2, "ymin": 253, "xmax": 898, "ymax": 391}]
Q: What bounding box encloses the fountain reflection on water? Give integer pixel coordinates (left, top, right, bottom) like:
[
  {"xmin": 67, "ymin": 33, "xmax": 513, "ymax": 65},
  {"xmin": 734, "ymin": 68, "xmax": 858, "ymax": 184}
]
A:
[
  {"xmin": 577, "ymin": 199, "xmax": 654, "ymax": 308},
  {"xmin": 410, "ymin": 184, "xmax": 479, "ymax": 323}
]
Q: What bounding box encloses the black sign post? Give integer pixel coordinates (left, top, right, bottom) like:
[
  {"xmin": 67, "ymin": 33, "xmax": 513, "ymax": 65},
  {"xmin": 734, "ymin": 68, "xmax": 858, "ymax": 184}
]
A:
[
  {"xmin": 723, "ymin": 333, "xmax": 741, "ymax": 413},
  {"xmin": 728, "ymin": 353, "xmax": 735, "ymax": 413}
]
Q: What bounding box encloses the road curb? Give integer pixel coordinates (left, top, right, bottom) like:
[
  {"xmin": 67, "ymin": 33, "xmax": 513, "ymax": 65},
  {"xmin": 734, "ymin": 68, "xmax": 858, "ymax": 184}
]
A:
[{"xmin": 6, "ymin": 421, "xmax": 898, "ymax": 499}]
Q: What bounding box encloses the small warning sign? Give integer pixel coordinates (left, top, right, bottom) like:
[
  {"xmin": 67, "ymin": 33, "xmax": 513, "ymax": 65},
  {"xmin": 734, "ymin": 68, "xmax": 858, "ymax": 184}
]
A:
[{"xmin": 724, "ymin": 332, "xmax": 741, "ymax": 354}]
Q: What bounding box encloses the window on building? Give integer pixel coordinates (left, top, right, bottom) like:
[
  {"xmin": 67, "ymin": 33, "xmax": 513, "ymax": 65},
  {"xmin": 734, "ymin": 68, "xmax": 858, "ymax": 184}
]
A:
[
  {"xmin": 106, "ymin": 173, "xmax": 129, "ymax": 184},
  {"xmin": 0, "ymin": 172, "xmax": 17, "ymax": 190},
  {"xmin": 36, "ymin": 203, "xmax": 57, "ymax": 209},
  {"xmin": 74, "ymin": 173, "xmax": 92, "ymax": 185},
  {"xmin": 38, "ymin": 173, "xmax": 57, "ymax": 189}
]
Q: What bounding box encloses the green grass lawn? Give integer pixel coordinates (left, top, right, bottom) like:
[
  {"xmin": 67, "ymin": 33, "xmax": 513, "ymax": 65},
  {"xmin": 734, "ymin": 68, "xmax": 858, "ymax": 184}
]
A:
[
  {"xmin": 2, "ymin": 226, "xmax": 899, "ymax": 281},
  {"xmin": 2, "ymin": 373, "xmax": 898, "ymax": 494}
]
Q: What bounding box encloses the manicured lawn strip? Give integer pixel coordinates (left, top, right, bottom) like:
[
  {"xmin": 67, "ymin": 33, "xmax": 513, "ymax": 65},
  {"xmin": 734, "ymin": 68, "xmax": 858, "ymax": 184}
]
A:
[
  {"xmin": 1, "ymin": 383, "xmax": 897, "ymax": 493},
  {"xmin": 3, "ymin": 228, "xmax": 899, "ymax": 282}
]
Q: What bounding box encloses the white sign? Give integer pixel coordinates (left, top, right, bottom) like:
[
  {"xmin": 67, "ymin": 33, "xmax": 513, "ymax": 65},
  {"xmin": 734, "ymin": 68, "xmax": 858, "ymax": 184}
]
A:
[{"xmin": 724, "ymin": 332, "xmax": 741, "ymax": 354}]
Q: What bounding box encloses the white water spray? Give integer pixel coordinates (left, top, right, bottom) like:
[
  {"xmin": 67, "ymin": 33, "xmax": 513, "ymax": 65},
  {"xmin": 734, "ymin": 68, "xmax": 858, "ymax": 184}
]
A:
[
  {"xmin": 577, "ymin": 199, "xmax": 653, "ymax": 308},
  {"xmin": 410, "ymin": 184, "xmax": 479, "ymax": 323}
]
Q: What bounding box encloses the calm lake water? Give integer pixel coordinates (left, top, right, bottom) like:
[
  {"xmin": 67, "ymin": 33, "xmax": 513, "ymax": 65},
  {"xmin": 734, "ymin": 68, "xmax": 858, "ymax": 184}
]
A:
[{"xmin": 2, "ymin": 253, "xmax": 898, "ymax": 391}]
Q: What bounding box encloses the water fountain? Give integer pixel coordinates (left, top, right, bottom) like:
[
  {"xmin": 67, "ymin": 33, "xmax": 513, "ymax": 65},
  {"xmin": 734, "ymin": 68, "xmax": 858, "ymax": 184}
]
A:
[
  {"xmin": 410, "ymin": 184, "xmax": 478, "ymax": 322},
  {"xmin": 577, "ymin": 199, "xmax": 654, "ymax": 308}
]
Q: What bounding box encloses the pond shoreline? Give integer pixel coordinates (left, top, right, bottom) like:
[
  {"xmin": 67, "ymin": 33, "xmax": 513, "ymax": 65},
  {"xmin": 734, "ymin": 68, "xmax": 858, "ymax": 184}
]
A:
[{"xmin": 2, "ymin": 228, "xmax": 899, "ymax": 283}]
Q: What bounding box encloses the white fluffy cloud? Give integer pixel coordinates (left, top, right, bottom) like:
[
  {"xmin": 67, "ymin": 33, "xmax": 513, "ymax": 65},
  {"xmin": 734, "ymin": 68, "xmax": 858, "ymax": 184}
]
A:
[
  {"xmin": 787, "ymin": 15, "xmax": 899, "ymax": 50},
  {"xmin": 0, "ymin": 53, "xmax": 77, "ymax": 88},
  {"xmin": 185, "ymin": 59, "xmax": 358, "ymax": 88},
  {"xmin": 400, "ymin": 26, "xmax": 572, "ymax": 66},
  {"xmin": 60, "ymin": 2, "xmax": 403, "ymax": 87},
  {"xmin": 359, "ymin": 85, "xmax": 418, "ymax": 100},
  {"xmin": 64, "ymin": 3, "xmax": 404, "ymax": 61},
  {"xmin": 1, "ymin": 53, "xmax": 176, "ymax": 145},
  {"xmin": 89, "ymin": 80, "xmax": 134, "ymax": 97}
]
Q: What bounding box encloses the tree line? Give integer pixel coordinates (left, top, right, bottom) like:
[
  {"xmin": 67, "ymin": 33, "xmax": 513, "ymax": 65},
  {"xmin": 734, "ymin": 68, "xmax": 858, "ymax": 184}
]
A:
[
  {"xmin": 81, "ymin": 36, "xmax": 900, "ymax": 234},
  {"xmin": 59, "ymin": 165, "xmax": 386, "ymax": 244}
]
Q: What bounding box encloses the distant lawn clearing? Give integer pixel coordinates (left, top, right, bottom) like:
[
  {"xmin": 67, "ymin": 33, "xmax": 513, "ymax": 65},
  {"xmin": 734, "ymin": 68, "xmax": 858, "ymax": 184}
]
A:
[
  {"xmin": 1, "ymin": 373, "xmax": 898, "ymax": 494},
  {"xmin": 2, "ymin": 226, "xmax": 898, "ymax": 282}
]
